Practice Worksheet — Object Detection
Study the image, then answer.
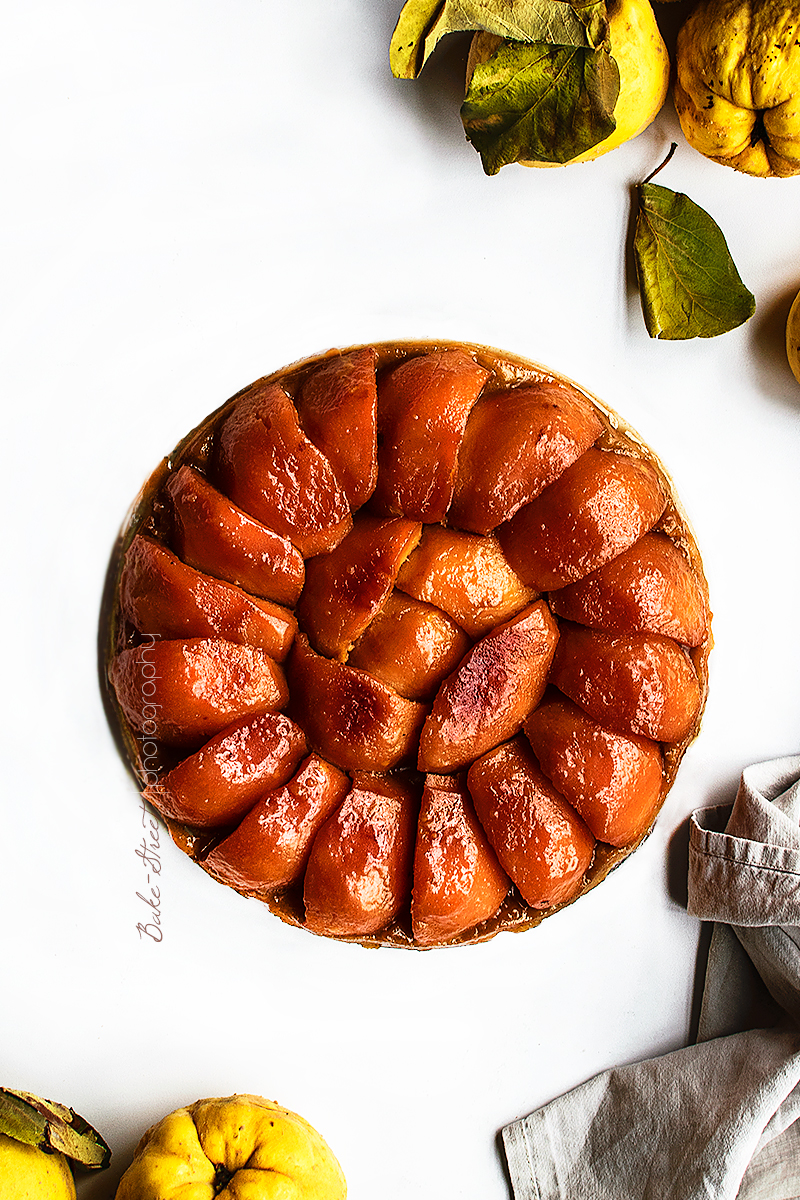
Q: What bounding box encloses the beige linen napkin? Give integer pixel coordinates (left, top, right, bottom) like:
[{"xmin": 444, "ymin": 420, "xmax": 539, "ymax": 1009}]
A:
[{"xmin": 502, "ymin": 755, "xmax": 800, "ymax": 1200}]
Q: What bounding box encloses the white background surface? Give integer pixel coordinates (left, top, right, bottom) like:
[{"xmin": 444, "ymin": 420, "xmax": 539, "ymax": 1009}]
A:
[{"xmin": 2, "ymin": 2, "xmax": 800, "ymax": 1196}]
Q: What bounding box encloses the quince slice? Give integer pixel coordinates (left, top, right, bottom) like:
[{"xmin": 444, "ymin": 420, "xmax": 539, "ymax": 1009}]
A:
[
  {"xmin": 418, "ymin": 600, "xmax": 559, "ymax": 772},
  {"xmin": 674, "ymin": 0, "xmax": 800, "ymax": 177},
  {"xmin": 287, "ymin": 635, "xmax": 427, "ymax": 772},
  {"xmin": 296, "ymin": 347, "xmax": 379, "ymax": 510},
  {"xmin": 303, "ymin": 772, "xmax": 418, "ymax": 937},
  {"xmin": 448, "ymin": 381, "xmax": 602, "ymax": 534},
  {"xmin": 549, "ymin": 531, "xmax": 709, "ymax": 646},
  {"xmin": 296, "ymin": 514, "xmax": 422, "ymax": 660},
  {"xmin": 215, "ymin": 380, "xmax": 352, "ymax": 557},
  {"xmin": 371, "ymin": 348, "xmax": 490, "ymax": 522},
  {"xmin": 109, "ymin": 637, "xmax": 288, "ymax": 748},
  {"xmin": 204, "ymin": 754, "xmax": 350, "ymax": 892},
  {"xmin": 411, "ymin": 774, "xmax": 510, "ymax": 946},
  {"xmin": 166, "ymin": 464, "xmax": 305, "ymax": 605},
  {"xmin": 497, "ymin": 448, "xmax": 667, "ymax": 592},
  {"xmin": 467, "ymin": 736, "xmax": 595, "ymax": 909},
  {"xmin": 144, "ymin": 711, "xmax": 308, "ymax": 828},
  {"xmin": 120, "ymin": 535, "xmax": 297, "ymax": 660},
  {"xmin": 347, "ymin": 591, "xmax": 471, "ymax": 700},
  {"xmin": 395, "ymin": 525, "xmax": 536, "ymax": 638},
  {"xmin": 550, "ymin": 621, "xmax": 703, "ymax": 743},
  {"xmin": 524, "ymin": 693, "xmax": 664, "ymax": 847}
]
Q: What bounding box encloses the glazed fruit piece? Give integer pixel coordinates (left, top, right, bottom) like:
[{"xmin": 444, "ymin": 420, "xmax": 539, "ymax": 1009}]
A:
[
  {"xmin": 215, "ymin": 379, "xmax": 352, "ymax": 557},
  {"xmin": 296, "ymin": 514, "xmax": 422, "ymax": 660},
  {"xmin": 549, "ymin": 531, "xmax": 709, "ymax": 646},
  {"xmin": 109, "ymin": 637, "xmax": 288, "ymax": 748},
  {"xmin": 119, "ymin": 535, "xmax": 297, "ymax": 660},
  {"xmin": 287, "ymin": 635, "xmax": 428, "ymax": 772},
  {"xmin": 143, "ymin": 712, "xmax": 308, "ymax": 828},
  {"xmin": 411, "ymin": 774, "xmax": 510, "ymax": 946},
  {"xmin": 550, "ymin": 621, "xmax": 702, "ymax": 742},
  {"xmin": 418, "ymin": 600, "xmax": 560, "ymax": 772},
  {"xmin": 370, "ymin": 348, "xmax": 490, "ymax": 522},
  {"xmin": 347, "ymin": 590, "xmax": 471, "ymax": 700},
  {"xmin": 497, "ymin": 448, "xmax": 668, "ymax": 591},
  {"xmin": 467, "ymin": 736, "xmax": 595, "ymax": 908},
  {"xmin": 524, "ymin": 693, "xmax": 664, "ymax": 846},
  {"xmin": 449, "ymin": 381, "xmax": 603, "ymax": 534},
  {"xmin": 395, "ymin": 525, "xmax": 536, "ymax": 637},
  {"xmin": 303, "ymin": 772, "xmax": 418, "ymax": 937},
  {"xmin": 203, "ymin": 754, "xmax": 351, "ymax": 892},
  {"xmin": 166, "ymin": 464, "xmax": 305, "ymax": 606},
  {"xmin": 295, "ymin": 346, "xmax": 379, "ymax": 510}
]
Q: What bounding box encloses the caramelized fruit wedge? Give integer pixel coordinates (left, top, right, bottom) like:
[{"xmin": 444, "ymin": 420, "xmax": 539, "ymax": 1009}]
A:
[
  {"xmin": 468, "ymin": 736, "xmax": 595, "ymax": 909},
  {"xmin": 449, "ymin": 381, "xmax": 602, "ymax": 534},
  {"xmin": 204, "ymin": 754, "xmax": 351, "ymax": 892},
  {"xmin": 303, "ymin": 772, "xmax": 418, "ymax": 937},
  {"xmin": 347, "ymin": 591, "xmax": 471, "ymax": 701},
  {"xmin": 370, "ymin": 349, "xmax": 490, "ymax": 522},
  {"xmin": 395, "ymin": 525, "xmax": 536, "ymax": 638},
  {"xmin": 296, "ymin": 515, "xmax": 422, "ymax": 660},
  {"xmin": 497, "ymin": 448, "xmax": 668, "ymax": 591},
  {"xmin": 524, "ymin": 694, "xmax": 664, "ymax": 847},
  {"xmin": 550, "ymin": 621, "xmax": 702, "ymax": 743},
  {"xmin": 215, "ymin": 380, "xmax": 352, "ymax": 557},
  {"xmin": 418, "ymin": 600, "xmax": 559, "ymax": 772},
  {"xmin": 120, "ymin": 535, "xmax": 297, "ymax": 660},
  {"xmin": 295, "ymin": 347, "xmax": 378, "ymax": 510},
  {"xmin": 143, "ymin": 712, "xmax": 308, "ymax": 828},
  {"xmin": 411, "ymin": 774, "xmax": 510, "ymax": 946},
  {"xmin": 549, "ymin": 531, "xmax": 710, "ymax": 646},
  {"xmin": 286, "ymin": 635, "xmax": 428, "ymax": 772},
  {"xmin": 109, "ymin": 637, "xmax": 288, "ymax": 748},
  {"xmin": 166, "ymin": 464, "xmax": 305, "ymax": 606}
]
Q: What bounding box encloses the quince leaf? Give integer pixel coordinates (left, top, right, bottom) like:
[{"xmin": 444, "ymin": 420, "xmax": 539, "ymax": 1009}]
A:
[
  {"xmin": 390, "ymin": 0, "xmax": 595, "ymax": 78},
  {"xmin": 0, "ymin": 1087, "xmax": 111, "ymax": 1169},
  {"xmin": 634, "ymin": 182, "xmax": 756, "ymax": 339},
  {"xmin": 461, "ymin": 40, "xmax": 619, "ymax": 173}
]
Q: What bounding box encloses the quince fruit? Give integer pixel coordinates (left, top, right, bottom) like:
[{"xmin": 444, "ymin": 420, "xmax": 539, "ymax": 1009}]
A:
[
  {"xmin": 0, "ymin": 1134, "xmax": 75, "ymax": 1200},
  {"xmin": 787, "ymin": 288, "xmax": 800, "ymax": 384},
  {"xmin": 674, "ymin": 0, "xmax": 800, "ymax": 177},
  {"xmin": 115, "ymin": 1094, "xmax": 346, "ymax": 1199},
  {"xmin": 468, "ymin": 0, "xmax": 670, "ymax": 167}
]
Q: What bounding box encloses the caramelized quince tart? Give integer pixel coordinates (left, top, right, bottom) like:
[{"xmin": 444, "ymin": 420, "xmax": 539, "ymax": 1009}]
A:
[{"xmin": 104, "ymin": 341, "xmax": 710, "ymax": 948}]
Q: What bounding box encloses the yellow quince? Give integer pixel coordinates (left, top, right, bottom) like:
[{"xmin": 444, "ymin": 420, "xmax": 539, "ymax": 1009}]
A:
[
  {"xmin": 115, "ymin": 1094, "xmax": 346, "ymax": 1199},
  {"xmin": 674, "ymin": 0, "xmax": 800, "ymax": 177},
  {"xmin": 0, "ymin": 1133, "xmax": 75, "ymax": 1200}
]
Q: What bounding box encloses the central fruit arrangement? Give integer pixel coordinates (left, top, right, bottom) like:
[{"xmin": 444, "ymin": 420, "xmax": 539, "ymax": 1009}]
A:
[{"xmin": 105, "ymin": 342, "xmax": 710, "ymax": 948}]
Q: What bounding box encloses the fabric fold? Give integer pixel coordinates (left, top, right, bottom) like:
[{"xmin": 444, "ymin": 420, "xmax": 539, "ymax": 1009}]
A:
[{"xmin": 502, "ymin": 755, "xmax": 800, "ymax": 1200}]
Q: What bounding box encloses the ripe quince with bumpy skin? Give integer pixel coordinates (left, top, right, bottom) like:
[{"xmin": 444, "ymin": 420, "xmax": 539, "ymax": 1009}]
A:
[
  {"xmin": 674, "ymin": 0, "xmax": 800, "ymax": 177},
  {"xmin": 520, "ymin": 0, "xmax": 670, "ymax": 166},
  {"xmin": 115, "ymin": 1094, "xmax": 346, "ymax": 1199},
  {"xmin": 0, "ymin": 1133, "xmax": 75, "ymax": 1200},
  {"xmin": 787, "ymin": 288, "xmax": 800, "ymax": 384}
]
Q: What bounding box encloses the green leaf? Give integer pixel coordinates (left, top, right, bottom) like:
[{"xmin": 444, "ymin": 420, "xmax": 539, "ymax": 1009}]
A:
[
  {"xmin": 389, "ymin": 0, "xmax": 597, "ymax": 78},
  {"xmin": 634, "ymin": 182, "xmax": 756, "ymax": 340},
  {"xmin": 0, "ymin": 1088, "xmax": 111, "ymax": 1170},
  {"xmin": 461, "ymin": 40, "xmax": 619, "ymax": 173}
]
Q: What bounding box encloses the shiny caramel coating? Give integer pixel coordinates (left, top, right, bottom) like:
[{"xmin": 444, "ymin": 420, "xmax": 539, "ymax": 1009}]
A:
[
  {"xmin": 144, "ymin": 711, "xmax": 308, "ymax": 828},
  {"xmin": 467, "ymin": 737, "xmax": 595, "ymax": 909},
  {"xmin": 166, "ymin": 464, "xmax": 305, "ymax": 606},
  {"xmin": 204, "ymin": 754, "xmax": 351, "ymax": 892}
]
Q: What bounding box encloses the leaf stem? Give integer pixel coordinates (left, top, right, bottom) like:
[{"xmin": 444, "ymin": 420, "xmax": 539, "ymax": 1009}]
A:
[{"xmin": 642, "ymin": 142, "xmax": 677, "ymax": 186}]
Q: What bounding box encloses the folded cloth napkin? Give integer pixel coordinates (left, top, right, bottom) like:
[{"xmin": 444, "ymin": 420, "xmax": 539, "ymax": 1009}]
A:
[{"xmin": 501, "ymin": 755, "xmax": 800, "ymax": 1200}]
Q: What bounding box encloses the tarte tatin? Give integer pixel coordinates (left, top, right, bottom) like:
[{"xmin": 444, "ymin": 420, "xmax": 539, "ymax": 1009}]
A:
[{"xmin": 104, "ymin": 342, "xmax": 710, "ymax": 948}]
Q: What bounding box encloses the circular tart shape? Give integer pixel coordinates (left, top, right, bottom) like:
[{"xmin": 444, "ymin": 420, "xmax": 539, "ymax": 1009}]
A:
[{"xmin": 104, "ymin": 341, "xmax": 711, "ymax": 948}]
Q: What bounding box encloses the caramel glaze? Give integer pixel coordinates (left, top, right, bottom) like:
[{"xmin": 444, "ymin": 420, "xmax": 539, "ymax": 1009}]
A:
[{"xmin": 102, "ymin": 341, "xmax": 711, "ymax": 949}]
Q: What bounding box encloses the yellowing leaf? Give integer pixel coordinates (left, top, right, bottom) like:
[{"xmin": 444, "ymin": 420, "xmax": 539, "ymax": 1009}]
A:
[{"xmin": 634, "ymin": 181, "xmax": 756, "ymax": 340}]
